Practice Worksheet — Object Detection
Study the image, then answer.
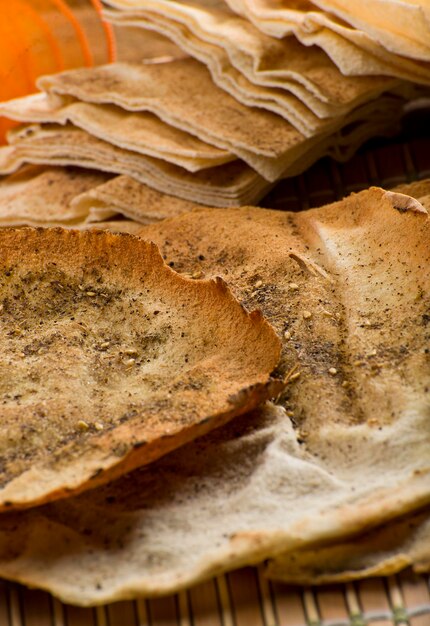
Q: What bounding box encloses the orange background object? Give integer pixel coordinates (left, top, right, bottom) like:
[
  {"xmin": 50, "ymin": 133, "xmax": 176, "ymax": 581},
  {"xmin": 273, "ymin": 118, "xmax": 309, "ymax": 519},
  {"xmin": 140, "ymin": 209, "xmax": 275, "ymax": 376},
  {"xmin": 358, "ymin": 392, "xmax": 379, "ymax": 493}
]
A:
[{"xmin": 0, "ymin": 0, "xmax": 116, "ymax": 142}]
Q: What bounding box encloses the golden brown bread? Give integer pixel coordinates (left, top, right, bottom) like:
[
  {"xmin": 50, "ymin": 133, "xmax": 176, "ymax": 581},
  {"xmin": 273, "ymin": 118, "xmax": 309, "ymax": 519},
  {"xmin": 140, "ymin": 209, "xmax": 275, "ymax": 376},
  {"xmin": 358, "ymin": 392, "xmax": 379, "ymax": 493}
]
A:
[
  {"xmin": 0, "ymin": 187, "xmax": 426, "ymax": 604},
  {"xmin": 0, "ymin": 227, "xmax": 281, "ymax": 510},
  {"xmin": 266, "ymin": 507, "xmax": 430, "ymax": 584}
]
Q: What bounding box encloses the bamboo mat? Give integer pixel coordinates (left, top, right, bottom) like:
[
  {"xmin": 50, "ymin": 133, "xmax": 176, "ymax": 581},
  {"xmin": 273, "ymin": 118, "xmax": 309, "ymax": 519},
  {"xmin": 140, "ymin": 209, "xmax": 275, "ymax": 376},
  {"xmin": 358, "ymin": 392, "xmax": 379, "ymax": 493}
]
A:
[
  {"xmin": 3, "ymin": 114, "xmax": 430, "ymax": 626},
  {"xmin": 2, "ymin": 568, "xmax": 430, "ymax": 625}
]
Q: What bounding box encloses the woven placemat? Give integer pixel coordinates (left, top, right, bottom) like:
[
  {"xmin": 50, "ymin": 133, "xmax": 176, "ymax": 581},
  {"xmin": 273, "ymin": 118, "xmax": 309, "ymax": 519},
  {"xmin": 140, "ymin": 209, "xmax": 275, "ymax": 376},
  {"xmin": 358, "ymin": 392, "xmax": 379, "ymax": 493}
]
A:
[
  {"xmin": 2, "ymin": 113, "xmax": 430, "ymax": 626},
  {"xmin": 1, "ymin": 567, "xmax": 429, "ymax": 625}
]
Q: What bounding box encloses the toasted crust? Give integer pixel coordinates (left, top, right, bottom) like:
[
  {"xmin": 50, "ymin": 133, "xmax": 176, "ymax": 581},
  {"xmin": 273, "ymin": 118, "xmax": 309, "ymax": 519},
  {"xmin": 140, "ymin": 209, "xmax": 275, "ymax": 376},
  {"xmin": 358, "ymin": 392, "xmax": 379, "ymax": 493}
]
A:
[
  {"xmin": 72, "ymin": 174, "xmax": 207, "ymax": 224},
  {"xmin": 266, "ymin": 508, "xmax": 430, "ymax": 585},
  {"xmin": 0, "ymin": 166, "xmax": 112, "ymax": 226},
  {"xmin": 0, "ymin": 187, "xmax": 427, "ymax": 605},
  {"xmin": 0, "ymin": 124, "xmax": 268, "ymax": 208},
  {"xmin": 0, "ymin": 228, "xmax": 281, "ymax": 510}
]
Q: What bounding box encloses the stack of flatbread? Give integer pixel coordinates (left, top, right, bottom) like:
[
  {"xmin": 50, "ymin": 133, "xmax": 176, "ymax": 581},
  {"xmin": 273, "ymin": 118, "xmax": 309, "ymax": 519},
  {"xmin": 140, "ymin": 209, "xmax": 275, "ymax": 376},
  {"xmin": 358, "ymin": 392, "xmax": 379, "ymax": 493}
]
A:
[
  {"xmin": 0, "ymin": 182, "xmax": 426, "ymax": 605},
  {"xmin": 0, "ymin": 0, "xmax": 429, "ymax": 209},
  {"xmin": 0, "ymin": 0, "xmax": 428, "ymax": 608}
]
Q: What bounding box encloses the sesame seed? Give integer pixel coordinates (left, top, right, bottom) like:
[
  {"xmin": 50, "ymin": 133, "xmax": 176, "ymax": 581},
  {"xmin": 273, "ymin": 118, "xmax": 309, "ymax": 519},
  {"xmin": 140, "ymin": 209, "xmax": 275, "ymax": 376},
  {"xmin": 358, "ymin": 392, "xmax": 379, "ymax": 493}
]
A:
[
  {"xmin": 303, "ymin": 310, "xmax": 312, "ymax": 319},
  {"xmin": 94, "ymin": 422, "xmax": 104, "ymax": 431},
  {"xmin": 328, "ymin": 367, "xmax": 337, "ymax": 375},
  {"xmin": 77, "ymin": 420, "xmax": 89, "ymax": 431},
  {"xmin": 124, "ymin": 348, "xmax": 138, "ymax": 356},
  {"xmin": 289, "ymin": 371, "xmax": 301, "ymax": 381},
  {"xmin": 289, "ymin": 283, "xmax": 299, "ymax": 290},
  {"xmin": 123, "ymin": 358, "xmax": 135, "ymax": 366},
  {"xmin": 100, "ymin": 342, "xmax": 110, "ymax": 350},
  {"xmin": 192, "ymin": 271, "xmax": 203, "ymax": 279},
  {"xmin": 284, "ymin": 330, "xmax": 291, "ymax": 340},
  {"xmin": 86, "ymin": 291, "xmax": 96, "ymax": 297},
  {"xmin": 255, "ymin": 280, "xmax": 263, "ymax": 288}
]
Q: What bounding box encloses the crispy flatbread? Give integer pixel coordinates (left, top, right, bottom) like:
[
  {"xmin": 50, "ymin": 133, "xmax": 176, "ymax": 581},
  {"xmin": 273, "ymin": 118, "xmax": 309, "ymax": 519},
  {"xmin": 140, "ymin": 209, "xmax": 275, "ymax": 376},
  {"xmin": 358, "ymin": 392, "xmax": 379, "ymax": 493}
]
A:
[
  {"xmin": 70, "ymin": 177, "xmax": 430, "ymax": 230},
  {"xmin": 114, "ymin": 24, "xmax": 187, "ymax": 62},
  {"xmin": 73, "ymin": 175, "xmax": 208, "ymax": 224},
  {"xmin": 0, "ymin": 166, "xmax": 113, "ymax": 226},
  {"xmin": 105, "ymin": 7, "xmax": 338, "ymax": 128},
  {"xmin": 266, "ymin": 508, "xmax": 430, "ymax": 585},
  {"xmin": 82, "ymin": 219, "xmax": 146, "ymax": 234},
  {"xmin": 0, "ymin": 228, "xmax": 281, "ymax": 510},
  {"xmin": 103, "ymin": 0, "xmax": 398, "ymax": 107},
  {"xmin": 311, "ymin": 0, "xmax": 430, "ymax": 61},
  {"xmin": 393, "ymin": 178, "xmax": 430, "ymax": 202},
  {"xmin": 224, "ymin": 0, "xmax": 430, "ymax": 83},
  {"xmin": 0, "ymin": 188, "xmax": 427, "ymax": 604},
  {"xmin": 0, "ymin": 124, "xmax": 270, "ymax": 207},
  {"xmin": 38, "ymin": 58, "xmax": 328, "ymax": 177},
  {"xmin": 19, "ymin": 58, "xmax": 411, "ymax": 181},
  {"xmin": 0, "ymin": 94, "xmax": 234, "ymax": 173},
  {"xmin": 263, "ymin": 176, "xmax": 430, "ymax": 586},
  {"xmin": 0, "ymin": 97, "xmax": 406, "ymax": 197}
]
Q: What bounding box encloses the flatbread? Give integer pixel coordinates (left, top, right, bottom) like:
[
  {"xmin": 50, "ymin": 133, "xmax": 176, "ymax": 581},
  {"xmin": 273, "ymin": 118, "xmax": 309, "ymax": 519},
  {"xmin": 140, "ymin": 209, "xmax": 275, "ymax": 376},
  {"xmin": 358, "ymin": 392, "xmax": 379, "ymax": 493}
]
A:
[
  {"xmin": 0, "ymin": 227, "xmax": 281, "ymax": 510},
  {"xmin": 224, "ymin": 0, "xmax": 430, "ymax": 83},
  {"xmin": 0, "ymin": 165, "xmax": 113, "ymax": 226},
  {"xmin": 392, "ymin": 178, "xmax": 430, "ymax": 202},
  {"xmin": 105, "ymin": 8, "xmax": 337, "ymax": 128},
  {"xmin": 35, "ymin": 61, "xmax": 410, "ymax": 181},
  {"xmin": 0, "ymin": 187, "xmax": 427, "ymax": 604},
  {"xmin": 0, "ymin": 93, "xmax": 234, "ymax": 173},
  {"xmin": 266, "ymin": 508, "xmax": 430, "ymax": 585},
  {"xmin": 263, "ymin": 176, "xmax": 430, "ymax": 585},
  {"xmin": 82, "ymin": 219, "xmax": 146, "ymax": 234},
  {"xmin": 0, "ymin": 124, "xmax": 270, "ymax": 207},
  {"xmin": 311, "ymin": 0, "xmax": 430, "ymax": 61},
  {"xmin": 37, "ymin": 59, "xmax": 315, "ymax": 166},
  {"xmin": 103, "ymin": 0, "xmax": 398, "ymax": 107},
  {"xmin": 73, "ymin": 175, "xmax": 208, "ymax": 224},
  {"xmin": 114, "ymin": 24, "xmax": 187, "ymax": 62},
  {"xmin": 0, "ymin": 91, "xmax": 407, "ymax": 188}
]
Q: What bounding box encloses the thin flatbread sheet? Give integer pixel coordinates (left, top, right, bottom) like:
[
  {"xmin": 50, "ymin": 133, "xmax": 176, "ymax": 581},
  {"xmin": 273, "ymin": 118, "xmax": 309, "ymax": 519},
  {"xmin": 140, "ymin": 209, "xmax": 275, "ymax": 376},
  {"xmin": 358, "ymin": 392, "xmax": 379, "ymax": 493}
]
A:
[
  {"xmin": 0, "ymin": 97, "xmax": 407, "ymax": 191},
  {"xmin": 103, "ymin": 0, "xmax": 398, "ymax": 107},
  {"xmin": 311, "ymin": 0, "xmax": 430, "ymax": 61},
  {"xmin": 0, "ymin": 228, "xmax": 281, "ymax": 510},
  {"xmin": 392, "ymin": 178, "xmax": 430, "ymax": 202},
  {"xmin": 36, "ymin": 62, "xmax": 409, "ymax": 181},
  {"xmin": 0, "ymin": 188, "xmax": 427, "ymax": 604},
  {"xmin": 266, "ymin": 508, "xmax": 430, "ymax": 585},
  {"xmin": 114, "ymin": 24, "xmax": 187, "ymax": 62},
  {"xmin": 0, "ymin": 124, "xmax": 270, "ymax": 207},
  {"xmin": 105, "ymin": 8, "xmax": 325, "ymax": 131},
  {"xmin": 0, "ymin": 94, "xmax": 234, "ymax": 173},
  {"xmin": 104, "ymin": 6, "xmax": 404, "ymax": 128},
  {"xmin": 264, "ymin": 177, "xmax": 430, "ymax": 586},
  {"xmin": 73, "ymin": 175, "xmax": 208, "ymax": 224},
  {"xmin": 37, "ymin": 60, "xmax": 320, "ymax": 164},
  {"xmin": 224, "ymin": 0, "xmax": 430, "ymax": 83},
  {"xmin": 82, "ymin": 219, "xmax": 146, "ymax": 234},
  {"xmin": 0, "ymin": 166, "xmax": 113, "ymax": 226}
]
